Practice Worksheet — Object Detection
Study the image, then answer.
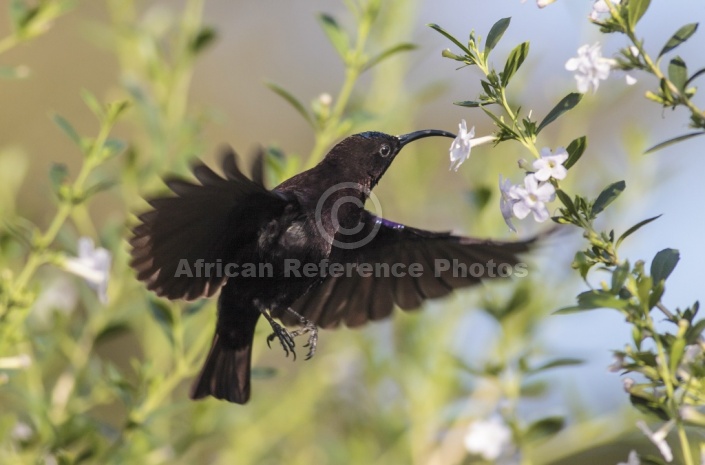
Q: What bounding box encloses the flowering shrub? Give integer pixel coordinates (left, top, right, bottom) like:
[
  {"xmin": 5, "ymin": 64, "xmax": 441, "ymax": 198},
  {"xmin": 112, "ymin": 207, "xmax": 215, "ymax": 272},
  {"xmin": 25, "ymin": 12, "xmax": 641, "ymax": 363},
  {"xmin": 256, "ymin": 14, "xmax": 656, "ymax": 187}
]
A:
[
  {"xmin": 0, "ymin": 0, "xmax": 703, "ymax": 464},
  {"xmin": 437, "ymin": 1, "xmax": 705, "ymax": 463}
]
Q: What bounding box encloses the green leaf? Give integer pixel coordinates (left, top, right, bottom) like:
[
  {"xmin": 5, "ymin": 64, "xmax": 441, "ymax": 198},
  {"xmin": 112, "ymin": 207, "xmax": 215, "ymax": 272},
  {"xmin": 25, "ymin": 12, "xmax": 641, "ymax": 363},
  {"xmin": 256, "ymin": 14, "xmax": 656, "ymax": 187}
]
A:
[
  {"xmin": 555, "ymin": 189, "xmax": 578, "ymax": 219},
  {"xmin": 95, "ymin": 322, "xmax": 131, "ymax": 344},
  {"xmin": 689, "ymin": 317, "xmax": 705, "ymax": 343},
  {"xmin": 669, "ymin": 336, "xmax": 686, "ymax": 375},
  {"xmin": 528, "ymin": 358, "xmax": 583, "ymax": 374},
  {"xmin": 501, "ymin": 42, "xmax": 529, "ymax": 86},
  {"xmin": 668, "ymin": 56, "xmax": 687, "ymax": 91},
  {"xmin": 191, "ymin": 27, "xmax": 217, "ymax": 55},
  {"xmin": 571, "ymin": 251, "xmax": 594, "ymax": 281},
  {"xmin": 555, "ymin": 290, "xmax": 628, "ymax": 314},
  {"xmin": 441, "ymin": 49, "xmax": 466, "ymax": 61},
  {"xmin": 184, "ymin": 299, "xmax": 209, "ymax": 317},
  {"xmin": 80, "ymin": 89, "xmax": 104, "ymax": 119},
  {"xmin": 84, "ymin": 180, "xmax": 118, "ymax": 198},
  {"xmin": 49, "ymin": 163, "xmax": 69, "ymax": 193},
  {"xmin": 645, "ymin": 132, "xmax": 705, "ymax": 154},
  {"xmin": 520, "ymin": 380, "xmax": 548, "ymax": 397},
  {"xmin": 616, "ymin": 215, "xmax": 661, "ymax": 248},
  {"xmin": 629, "ymin": 393, "xmax": 670, "ymax": 421},
  {"xmin": 627, "ymin": 0, "xmax": 651, "ymax": 31},
  {"xmin": 611, "ymin": 260, "xmax": 630, "ymax": 292},
  {"xmin": 590, "ymin": 180, "xmax": 626, "ymax": 217},
  {"xmin": 427, "ymin": 23, "xmax": 472, "ymax": 56},
  {"xmin": 537, "ymin": 93, "xmax": 582, "ymax": 134},
  {"xmin": 318, "ymin": 14, "xmax": 350, "ymax": 60},
  {"xmin": 480, "ymin": 106, "xmax": 517, "ymax": 138},
  {"xmin": 265, "ymin": 82, "xmax": 313, "ymax": 127},
  {"xmin": 484, "ymin": 17, "xmax": 511, "ymax": 57},
  {"xmin": 686, "ymin": 67, "xmax": 705, "ymax": 87},
  {"xmin": 524, "ymin": 416, "xmax": 565, "ymax": 443},
  {"xmin": 107, "ymin": 100, "xmax": 130, "ymax": 121},
  {"xmin": 454, "ymin": 100, "xmax": 486, "ymax": 107},
  {"xmin": 564, "ymin": 136, "xmax": 587, "ymax": 169},
  {"xmin": 362, "ymin": 43, "xmax": 417, "ymax": 72},
  {"xmin": 103, "ymin": 139, "xmax": 126, "ymax": 157},
  {"xmin": 651, "ymin": 248, "xmax": 679, "ymax": 284},
  {"xmin": 487, "ymin": 285, "xmax": 530, "ymax": 321},
  {"xmin": 466, "ymin": 185, "xmax": 492, "ymax": 211},
  {"xmin": 636, "ymin": 274, "xmax": 654, "ymax": 309},
  {"xmin": 148, "ymin": 299, "xmax": 175, "ymax": 346},
  {"xmin": 52, "ymin": 114, "xmax": 82, "ymax": 147},
  {"xmin": 659, "ymin": 23, "xmax": 698, "ymax": 58}
]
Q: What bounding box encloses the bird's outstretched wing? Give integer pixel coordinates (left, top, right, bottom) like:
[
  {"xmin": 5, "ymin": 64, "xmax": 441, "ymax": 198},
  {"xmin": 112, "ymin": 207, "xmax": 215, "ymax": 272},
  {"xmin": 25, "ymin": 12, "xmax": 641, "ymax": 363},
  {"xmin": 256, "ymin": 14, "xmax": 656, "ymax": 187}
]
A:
[
  {"xmin": 281, "ymin": 211, "xmax": 538, "ymax": 328},
  {"xmin": 130, "ymin": 147, "xmax": 292, "ymax": 301}
]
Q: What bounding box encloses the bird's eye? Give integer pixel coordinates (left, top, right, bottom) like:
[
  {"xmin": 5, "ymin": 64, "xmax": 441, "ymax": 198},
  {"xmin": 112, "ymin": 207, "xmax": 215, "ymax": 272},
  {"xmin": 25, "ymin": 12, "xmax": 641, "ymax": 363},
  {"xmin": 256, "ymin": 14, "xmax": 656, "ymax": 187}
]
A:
[{"xmin": 379, "ymin": 144, "xmax": 391, "ymax": 158}]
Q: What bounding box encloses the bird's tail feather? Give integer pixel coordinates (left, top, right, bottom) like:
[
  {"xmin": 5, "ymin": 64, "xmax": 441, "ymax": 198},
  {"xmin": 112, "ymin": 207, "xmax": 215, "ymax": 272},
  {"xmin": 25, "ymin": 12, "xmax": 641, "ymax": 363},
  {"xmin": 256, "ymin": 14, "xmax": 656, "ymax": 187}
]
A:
[{"xmin": 190, "ymin": 330, "xmax": 255, "ymax": 404}]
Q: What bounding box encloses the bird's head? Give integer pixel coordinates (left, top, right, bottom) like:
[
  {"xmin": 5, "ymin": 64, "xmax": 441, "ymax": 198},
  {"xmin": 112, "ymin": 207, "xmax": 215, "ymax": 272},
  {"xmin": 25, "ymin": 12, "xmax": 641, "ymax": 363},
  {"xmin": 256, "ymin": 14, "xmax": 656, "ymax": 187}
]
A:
[{"xmin": 321, "ymin": 129, "xmax": 456, "ymax": 190}]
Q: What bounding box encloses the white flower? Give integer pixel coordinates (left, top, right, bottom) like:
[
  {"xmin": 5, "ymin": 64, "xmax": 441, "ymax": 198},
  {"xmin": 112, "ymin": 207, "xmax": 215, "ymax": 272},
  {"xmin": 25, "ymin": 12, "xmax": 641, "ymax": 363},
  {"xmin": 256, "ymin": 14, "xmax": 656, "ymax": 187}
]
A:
[
  {"xmin": 499, "ymin": 175, "xmax": 519, "ymax": 233},
  {"xmin": 626, "ymin": 75, "xmax": 637, "ymax": 85},
  {"xmin": 318, "ymin": 93, "xmax": 332, "ymax": 106},
  {"xmin": 565, "ymin": 43, "xmax": 615, "ymax": 93},
  {"xmin": 449, "ymin": 119, "xmax": 496, "ymax": 171},
  {"xmin": 636, "ymin": 420, "xmax": 674, "ymax": 463},
  {"xmin": 590, "ymin": 0, "xmax": 621, "ymax": 20},
  {"xmin": 0, "ymin": 354, "xmax": 31, "ymax": 369},
  {"xmin": 512, "ymin": 174, "xmax": 555, "ymax": 222},
  {"xmin": 522, "ymin": 0, "xmax": 557, "ymax": 6},
  {"xmin": 450, "ymin": 120, "xmax": 475, "ymax": 171},
  {"xmin": 11, "ymin": 422, "xmax": 33, "ymax": 441},
  {"xmin": 32, "ymin": 276, "xmax": 78, "ymax": 322},
  {"xmin": 533, "ymin": 147, "xmax": 569, "ymax": 181},
  {"xmin": 617, "ymin": 450, "xmax": 640, "ymax": 465},
  {"xmin": 464, "ymin": 415, "xmax": 512, "ymax": 460},
  {"xmin": 623, "ymin": 377, "xmax": 635, "ymax": 392},
  {"xmin": 63, "ymin": 237, "xmax": 111, "ymax": 304},
  {"xmin": 608, "ymin": 353, "xmax": 626, "ymax": 372}
]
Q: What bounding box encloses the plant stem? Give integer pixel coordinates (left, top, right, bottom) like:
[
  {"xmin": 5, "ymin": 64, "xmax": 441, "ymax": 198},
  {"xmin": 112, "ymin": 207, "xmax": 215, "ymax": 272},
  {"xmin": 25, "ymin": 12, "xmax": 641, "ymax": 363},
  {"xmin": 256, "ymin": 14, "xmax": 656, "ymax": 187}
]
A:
[
  {"xmin": 648, "ymin": 311, "xmax": 695, "ymax": 465},
  {"xmin": 305, "ymin": 5, "xmax": 372, "ymax": 169},
  {"xmin": 0, "ymin": 36, "xmax": 19, "ymax": 56},
  {"xmin": 3, "ymin": 115, "xmax": 113, "ymax": 322}
]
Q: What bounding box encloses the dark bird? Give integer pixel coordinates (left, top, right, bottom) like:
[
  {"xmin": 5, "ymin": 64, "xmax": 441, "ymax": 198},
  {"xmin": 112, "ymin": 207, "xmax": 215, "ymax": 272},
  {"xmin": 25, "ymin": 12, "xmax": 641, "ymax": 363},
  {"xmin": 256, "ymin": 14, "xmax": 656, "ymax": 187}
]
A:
[{"xmin": 130, "ymin": 129, "xmax": 537, "ymax": 404}]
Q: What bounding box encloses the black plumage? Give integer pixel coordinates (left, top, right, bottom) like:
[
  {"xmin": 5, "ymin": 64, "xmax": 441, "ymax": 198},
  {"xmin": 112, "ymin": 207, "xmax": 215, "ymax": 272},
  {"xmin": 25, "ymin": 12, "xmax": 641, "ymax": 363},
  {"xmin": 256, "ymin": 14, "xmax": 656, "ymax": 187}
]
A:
[{"xmin": 130, "ymin": 129, "xmax": 537, "ymax": 404}]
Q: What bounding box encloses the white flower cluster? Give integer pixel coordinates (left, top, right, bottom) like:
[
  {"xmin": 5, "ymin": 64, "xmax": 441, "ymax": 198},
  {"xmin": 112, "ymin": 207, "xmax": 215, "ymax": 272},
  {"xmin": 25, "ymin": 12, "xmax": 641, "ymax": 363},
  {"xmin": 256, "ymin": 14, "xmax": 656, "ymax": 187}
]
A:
[
  {"xmin": 499, "ymin": 147, "xmax": 568, "ymax": 232},
  {"xmin": 463, "ymin": 415, "xmax": 514, "ymax": 461},
  {"xmin": 590, "ymin": 0, "xmax": 621, "ymax": 21},
  {"xmin": 565, "ymin": 43, "xmax": 616, "ymax": 94}
]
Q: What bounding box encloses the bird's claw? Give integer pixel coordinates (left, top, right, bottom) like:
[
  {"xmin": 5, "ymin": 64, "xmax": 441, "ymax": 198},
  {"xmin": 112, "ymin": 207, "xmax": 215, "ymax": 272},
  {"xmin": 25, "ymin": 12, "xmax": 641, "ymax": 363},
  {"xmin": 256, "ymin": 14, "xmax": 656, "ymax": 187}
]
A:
[
  {"xmin": 259, "ymin": 304, "xmax": 319, "ymax": 361},
  {"xmin": 289, "ymin": 315, "xmax": 318, "ymax": 360},
  {"xmin": 266, "ymin": 321, "xmax": 297, "ymax": 360}
]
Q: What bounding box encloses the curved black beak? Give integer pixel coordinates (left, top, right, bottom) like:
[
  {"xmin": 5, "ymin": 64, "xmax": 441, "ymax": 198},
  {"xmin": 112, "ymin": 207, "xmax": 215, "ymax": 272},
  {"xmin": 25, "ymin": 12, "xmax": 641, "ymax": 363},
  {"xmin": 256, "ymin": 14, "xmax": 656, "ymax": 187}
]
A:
[{"xmin": 396, "ymin": 129, "xmax": 456, "ymax": 148}]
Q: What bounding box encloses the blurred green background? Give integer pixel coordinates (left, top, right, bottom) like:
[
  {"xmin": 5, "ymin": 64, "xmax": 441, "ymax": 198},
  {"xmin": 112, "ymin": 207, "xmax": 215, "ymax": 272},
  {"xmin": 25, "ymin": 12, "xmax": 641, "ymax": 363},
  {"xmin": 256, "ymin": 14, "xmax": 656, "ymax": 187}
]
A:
[{"xmin": 0, "ymin": 0, "xmax": 704, "ymax": 464}]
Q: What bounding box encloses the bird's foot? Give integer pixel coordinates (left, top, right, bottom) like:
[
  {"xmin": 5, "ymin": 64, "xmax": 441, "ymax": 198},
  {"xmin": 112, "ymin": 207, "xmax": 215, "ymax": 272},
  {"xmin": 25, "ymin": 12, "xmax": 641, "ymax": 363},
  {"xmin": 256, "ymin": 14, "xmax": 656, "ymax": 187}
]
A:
[
  {"xmin": 255, "ymin": 299, "xmax": 297, "ymax": 360},
  {"xmin": 284, "ymin": 307, "xmax": 319, "ymax": 360},
  {"xmin": 265, "ymin": 321, "xmax": 297, "ymax": 360}
]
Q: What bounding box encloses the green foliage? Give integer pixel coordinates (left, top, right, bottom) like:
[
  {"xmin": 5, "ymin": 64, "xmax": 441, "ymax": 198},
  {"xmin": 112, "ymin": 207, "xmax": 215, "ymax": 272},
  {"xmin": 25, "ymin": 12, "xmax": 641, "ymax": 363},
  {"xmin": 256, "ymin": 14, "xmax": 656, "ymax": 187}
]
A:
[
  {"xmin": 434, "ymin": 2, "xmax": 705, "ymax": 464},
  {"xmin": 659, "ymin": 23, "xmax": 699, "ymax": 58},
  {"xmin": 537, "ymin": 93, "xmax": 583, "ymax": 134},
  {"xmin": 2, "ymin": 1, "xmax": 704, "ymax": 464}
]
